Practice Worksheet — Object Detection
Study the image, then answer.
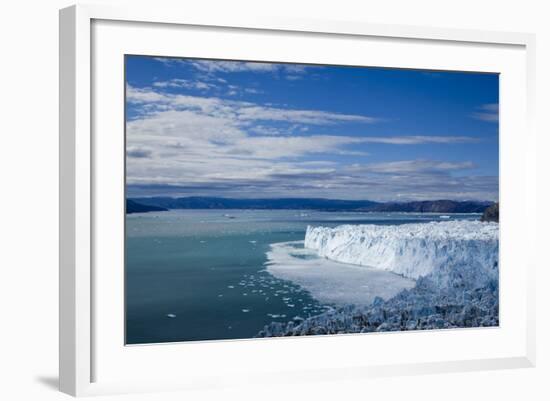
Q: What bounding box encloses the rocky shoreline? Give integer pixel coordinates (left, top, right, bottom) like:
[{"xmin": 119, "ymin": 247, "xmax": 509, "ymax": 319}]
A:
[{"xmin": 481, "ymin": 202, "xmax": 499, "ymax": 222}]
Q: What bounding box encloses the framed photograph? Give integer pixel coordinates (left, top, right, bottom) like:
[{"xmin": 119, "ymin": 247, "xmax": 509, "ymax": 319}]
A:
[{"xmin": 60, "ymin": 4, "xmax": 536, "ymax": 396}]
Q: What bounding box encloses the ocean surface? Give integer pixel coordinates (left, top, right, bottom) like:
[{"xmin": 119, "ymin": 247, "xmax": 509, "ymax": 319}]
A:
[{"xmin": 126, "ymin": 209, "xmax": 480, "ymax": 344}]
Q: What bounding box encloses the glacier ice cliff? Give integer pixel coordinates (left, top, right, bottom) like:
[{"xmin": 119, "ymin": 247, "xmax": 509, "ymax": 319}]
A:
[
  {"xmin": 304, "ymin": 221, "xmax": 498, "ymax": 289},
  {"xmin": 258, "ymin": 220, "xmax": 499, "ymax": 337}
]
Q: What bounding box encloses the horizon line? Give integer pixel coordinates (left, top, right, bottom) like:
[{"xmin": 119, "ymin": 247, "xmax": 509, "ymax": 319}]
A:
[{"xmin": 127, "ymin": 195, "xmax": 496, "ymax": 203}]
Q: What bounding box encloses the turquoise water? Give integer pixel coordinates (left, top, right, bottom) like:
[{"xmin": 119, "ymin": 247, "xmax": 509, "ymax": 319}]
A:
[{"xmin": 125, "ymin": 209, "xmax": 480, "ymax": 344}]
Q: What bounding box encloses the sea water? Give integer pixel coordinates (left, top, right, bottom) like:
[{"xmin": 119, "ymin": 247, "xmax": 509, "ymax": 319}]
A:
[{"xmin": 125, "ymin": 209, "xmax": 480, "ymax": 344}]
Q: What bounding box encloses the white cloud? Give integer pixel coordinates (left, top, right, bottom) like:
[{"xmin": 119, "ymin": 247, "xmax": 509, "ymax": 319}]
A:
[
  {"xmin": 126, "ymin": 84, "xmax": 495, "ymax": 201},
  {"xmin": 152, "ymin": 79, "xmax": 217, "ymax": 91},
  {"xmin": 188, "ymin": 60, "xmax": 310, "ymax": 75},
  {"xmin": 151, "ymin": 78, "xmax": 265, "ymax": 98},
  {"xmin": 244, "ymin": 88, "xmax": 263, "ymax": 94},
  {"xmin": 361, "ymin": 135, "xmax": 480, "ymax": 145},
  {"xmin": 190, "ymin": 60, "xmax": 277, "ymax": 73},
  {"xmin": 225, "ymin": 135, "xmax": 368, "ymax": 159},
  {"xmin": 152, "ymin": 57, "xmax": 313, "ymax": 79},
  {"xmin": 237, "ymin": 106, "xmax": 377, "ymax": 125},
  {"xmin": 127, "ymin": 109, "xmax": 244, "ymax": 142},
  {"xmin": 126, "ymin": 85, "xmax": 169, "ymax": 104},
  {"xmin": 126, "ymin": 85, "xmax": 377, "ymax": 125},
  {"xmin": 126, "ymin": 153, "xmax": 496, "ymax": 202},
  {"xmin": 249, "ymin": 124, "xmax": 309, "ymax": 136},
  {"xmin": 472, "ymin": 103, "xmax": 499, "ymax": 122},
  {"xmin": 360, "ymin": 160, "xmax": 475, "ymax": 174}
]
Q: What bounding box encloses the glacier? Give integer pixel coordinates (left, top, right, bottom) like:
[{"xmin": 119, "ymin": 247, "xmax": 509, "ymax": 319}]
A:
[
  {"xmin": 304, "ymin": 220, "xmax": 499, "ymax": 288},
  {"xmin": 258, "ymin": 220, "xmax": 499, "ymax": 337}
]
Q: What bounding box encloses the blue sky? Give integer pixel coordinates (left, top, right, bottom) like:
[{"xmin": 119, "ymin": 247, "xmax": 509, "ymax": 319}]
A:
[{"xmin": 125, "ymin": 55, "xmax": 498, "ymax": 201}]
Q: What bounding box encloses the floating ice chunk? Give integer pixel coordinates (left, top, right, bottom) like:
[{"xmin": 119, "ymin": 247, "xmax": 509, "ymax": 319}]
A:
[
  {"xmin": 227, "ymin": 285, "xmax": 234, "ymax": 289},
  {"xmin": 166, "ymin": 313, "xmax": 176, "ymax": 318}
]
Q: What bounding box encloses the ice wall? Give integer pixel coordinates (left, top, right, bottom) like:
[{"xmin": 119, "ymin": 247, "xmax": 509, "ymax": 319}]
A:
[{"xmin": 304, "ymin": 221, "xmax": 499, "ymax": 287}]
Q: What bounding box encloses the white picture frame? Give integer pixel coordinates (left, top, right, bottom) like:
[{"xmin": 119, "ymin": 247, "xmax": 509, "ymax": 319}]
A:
[{"xmin": 59, "ymin": 4, "xmax": 536, "ymax": 397}]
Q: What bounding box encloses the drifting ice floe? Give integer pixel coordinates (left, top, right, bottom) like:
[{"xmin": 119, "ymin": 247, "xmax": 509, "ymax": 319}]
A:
[
  {"xmin": 266, "ymin": 241, "xmax": 415, "ymax": 306},
  {"xmin": 305, "ymin": 220, "xmax": 499, "ymax": 288}
]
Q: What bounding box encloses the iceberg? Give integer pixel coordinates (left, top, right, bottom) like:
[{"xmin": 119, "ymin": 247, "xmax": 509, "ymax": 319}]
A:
[{"xmin": 305, "ymin": 220, "xmax": 498, "ymax": 288}]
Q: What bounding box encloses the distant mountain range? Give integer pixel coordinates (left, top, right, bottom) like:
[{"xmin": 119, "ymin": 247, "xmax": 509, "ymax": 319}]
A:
[
  {"xmin": 126, "ymin": 199, "xmax": 168, "ymax": 214},
  {"xmin": 126, "ymin": 197, "xmax": 492, "ymax": 214},
  {"xmin": 364, "ymin": 200, "xmax": 491, "ymax": 213},
  {"xmin": 128, "ymin": 197, "xmax": 378, "ymax": 212}
]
